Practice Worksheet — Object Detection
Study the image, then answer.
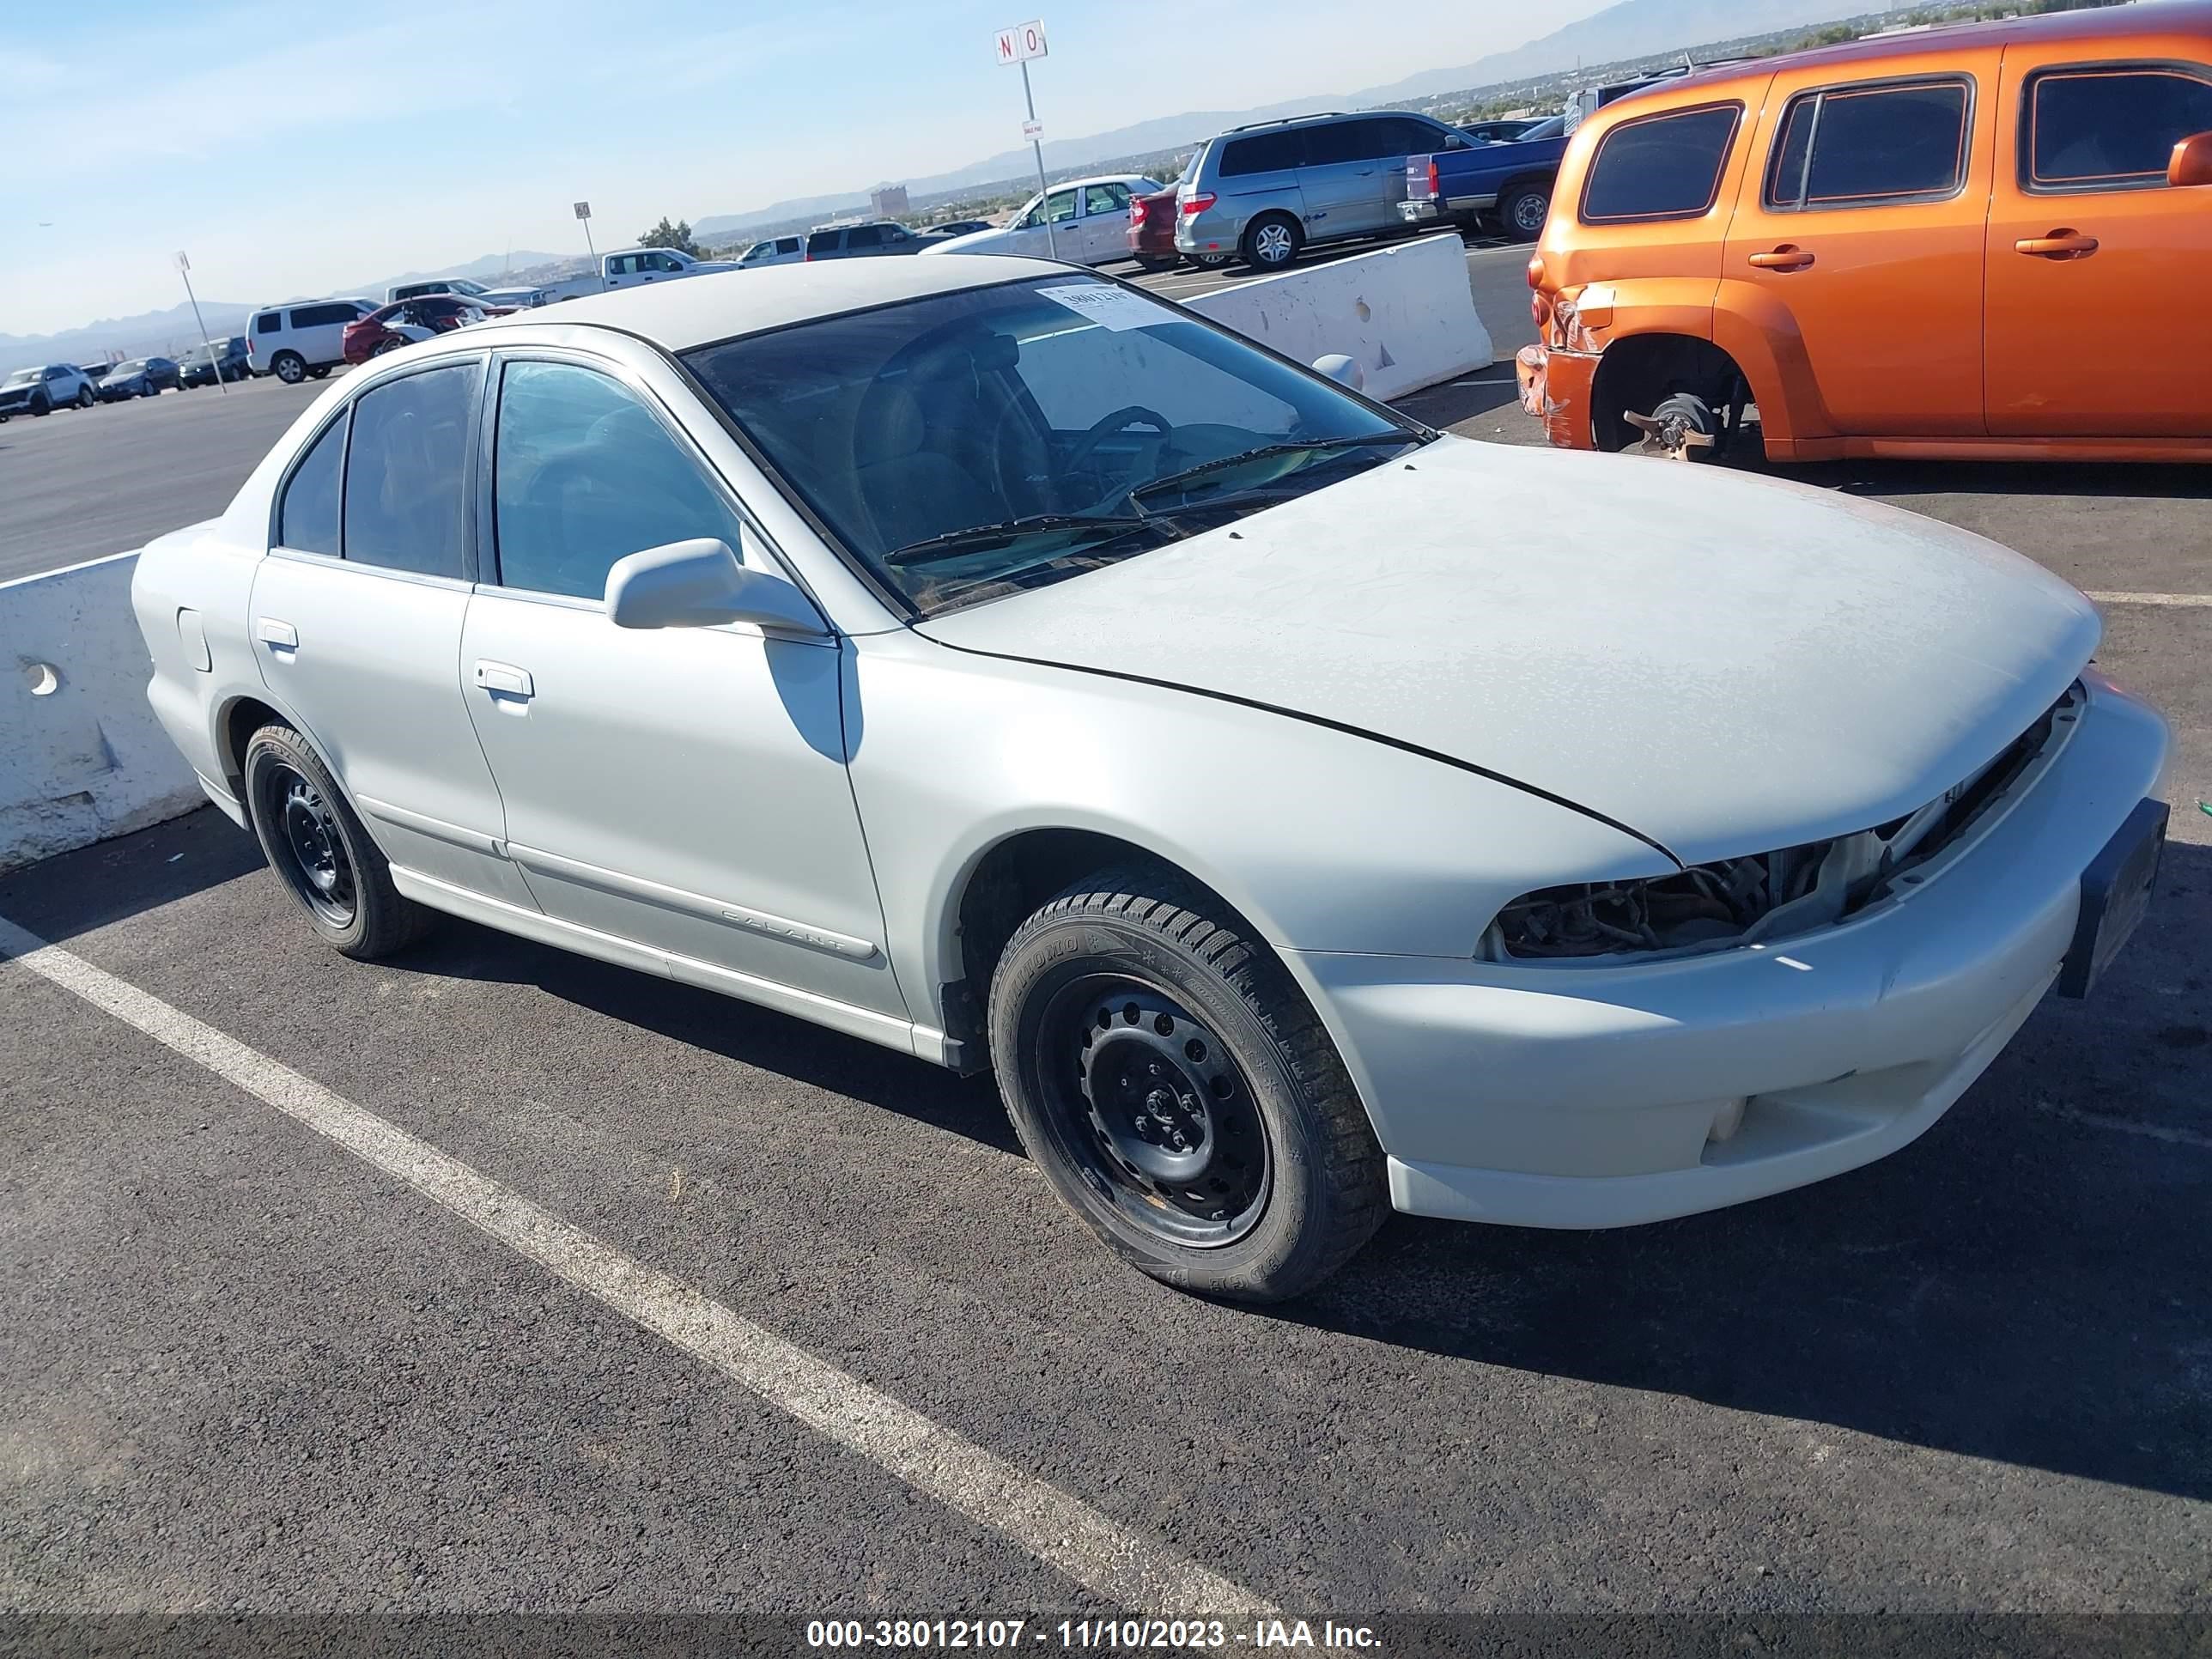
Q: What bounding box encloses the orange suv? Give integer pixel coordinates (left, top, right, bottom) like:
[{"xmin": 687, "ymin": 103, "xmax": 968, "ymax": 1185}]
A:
[{"xmin": 1516, "ymin": 1, "xmax": 2212, "ymax": 463}]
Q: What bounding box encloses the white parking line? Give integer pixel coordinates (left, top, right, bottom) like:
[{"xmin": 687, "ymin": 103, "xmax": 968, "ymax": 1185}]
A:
[
  {"xmin": 2081, "ymin": 592, "xmax": 2212, "ymax": 608},
  {"xmin": 0, "ymin": 912, "xmax": 1277, "ymax": 1620},
  {"xmin": 2035, "ymin": 1099, "xmax": 2212, "ymax": 1152}
]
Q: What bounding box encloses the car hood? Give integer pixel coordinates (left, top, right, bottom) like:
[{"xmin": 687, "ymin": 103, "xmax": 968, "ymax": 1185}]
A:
[{"xmin": 913, "ymin": 437, "xmax": 2100, "ymax": 866}]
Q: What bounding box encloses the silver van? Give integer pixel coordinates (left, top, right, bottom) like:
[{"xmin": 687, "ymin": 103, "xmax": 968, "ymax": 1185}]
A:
[{"xmin": 1176, "ymin": 110, "xmax": 1474, "ymax": 270}]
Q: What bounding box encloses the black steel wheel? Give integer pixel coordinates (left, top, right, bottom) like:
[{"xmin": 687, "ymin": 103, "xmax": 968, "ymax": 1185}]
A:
[
  {"xmin": 241, "ymin": 722, "xmax": 429, "ymax": 959},
  {"xmin": 990, "ymin": 865, "xmax": 1387, "ymax": 1302},
  {"xmin": 1040, "ymin": 977, "xmax": 1271, "ymax": 1248}
]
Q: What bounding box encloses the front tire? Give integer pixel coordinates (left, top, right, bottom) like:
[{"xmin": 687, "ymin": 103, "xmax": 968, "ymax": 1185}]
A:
[
  {"xmin": 76, "ymin": 385, "xmax": 97, "ymax": 409},
  {"xmin": 1242, "ymin": 213, "xmax": 1303, "ymax": 270},
  {"xmin": 989, "ymin": 866, "xmax": 1387, "ymax": 1303},
  {"xmin": 242, "ymin": 723, "xmax": 428, "ymax": 960},
  {"xmin": 271, "ymin": 351, "xmax": 307, "ymax": 385}
]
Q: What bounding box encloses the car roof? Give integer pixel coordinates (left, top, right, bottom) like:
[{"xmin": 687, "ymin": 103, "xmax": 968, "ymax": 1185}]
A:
[
  {"xmin": 1653, "ymin": 0, "xmax": 2212, "ymax": 92},
  {"xmin": 477, "ymin": 254, "xmax": 1066, "ymax": 350}
]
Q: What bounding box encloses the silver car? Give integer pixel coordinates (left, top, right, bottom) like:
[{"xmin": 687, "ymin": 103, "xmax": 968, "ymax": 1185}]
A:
[
  {"xmin": 1176, "ymin": 109, "xmax": 1475, "ymax": 270},
  {"xmin": 131, "ymin": 258, "xmax": 2170, "ymax": 1303}
]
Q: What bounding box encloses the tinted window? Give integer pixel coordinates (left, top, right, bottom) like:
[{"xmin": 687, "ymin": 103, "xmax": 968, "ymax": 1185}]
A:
[
  {"xmin": 293, "ymin": 302, "xmax": 361, "ymax": 328},
  {"xmin": 1373, "ymin": 118, "xmax": 1446, "ymax": 157},
  {"xmin": 341, "ymin": 362, "xmax": 480, "ymax": 578},
  {"xmin": 846, "ymin": 225, "xmax": 884, "ymax": 248},
  {"xmin": 493, "ymin": 362, "xmax": 742, "ymax": 600},
  {"xmin": 1219, "ymin": 130, "xmax": 1304, "ymax": 176},
  {"xmin": 1767, "ymin": 81, "xmax": 1968, "ymax": 209},
  {"xmin": 2028, "ymin": 67, "xmax": 2212, "ymax": 188},
  {"xmin": 777, "ymin": 237, "xmax": 800, "ymax": 252},
  {"xmin": 1582, "ymin": 104, "xmax": 1741, "ymax": 221},
  {"xmin": 278, "ymin": 414, "xmax": 346, "ymax": 556},
  {"xmin": 806, "ymin": 231, "xmax": 839, "ymax": 254},
  {"xmin": 255, "ymin": 312, "xmax": 281, "ymax": 333},
  {"xmin": 1304, "ymin": 118, "xmax": 1387, "ymax": 166}
]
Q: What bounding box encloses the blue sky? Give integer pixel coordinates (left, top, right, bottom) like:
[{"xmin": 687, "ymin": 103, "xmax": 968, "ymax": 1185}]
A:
[{"xmin": 2, "ymin": 0, "xmax": 1598, "ymax": 337}]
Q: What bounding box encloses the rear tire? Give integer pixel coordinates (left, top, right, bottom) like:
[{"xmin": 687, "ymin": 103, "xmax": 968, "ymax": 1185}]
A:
[
  {"xmin": 31, "ymin": 392, "xmax": 51, "ymax": 416},
  {"xmin": 242, "ymin": 723, "xmax": 429, "ymax": 960},
  {"xmin": 1133, "ymin": 254, "xmax": 1177, "ymax": 272},
  {"xmin": 271, "ymin": 351, "xmax": 307, "ymax": 385},
  {"xmin": 988, "ymin": 865, "xmax": 1387, "ymax": 1303},
  {"xmin": 1499, "ymin": 182, "xmax": 1551, "ymax": 243},
  {"xmin": 1242, "ymin": 213, "xmax": 1304, "ymax": 270},
  {"xmin": 307, "ymin": 366, "xmax": 331, "ymax": 380}
]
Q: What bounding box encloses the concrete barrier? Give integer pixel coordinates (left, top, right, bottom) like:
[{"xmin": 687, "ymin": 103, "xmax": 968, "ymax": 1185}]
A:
[
  {"xmin": 1187, "ymin": 232, "xmax": 1494, "ymax": 402},
  {"xmin": 2, "ymin": 552, "xmax": 201, "ymax": 874}
]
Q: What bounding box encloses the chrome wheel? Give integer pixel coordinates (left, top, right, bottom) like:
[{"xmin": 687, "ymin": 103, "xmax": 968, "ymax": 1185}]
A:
[
  {"xmin": 1037, "ymin": 976, "xmax": 1271, "ymax": 1248},
  {"xmin": 262, "ymin": 764, "xmax": 357, "ymax": 927},
  {"xmin": 273, "ymin": 354, "xmax": 305, "ymax": 385}
]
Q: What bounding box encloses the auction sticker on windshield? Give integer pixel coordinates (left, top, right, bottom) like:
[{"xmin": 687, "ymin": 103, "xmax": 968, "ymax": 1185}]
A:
[{"xmin": 1037, "ymin": 284, "xmax": 1164, "ymax": 331}]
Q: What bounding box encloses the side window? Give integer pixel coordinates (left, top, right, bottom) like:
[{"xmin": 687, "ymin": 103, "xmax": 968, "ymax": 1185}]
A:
[
  {"xmin": 255, "ymin": 313, "xmax": 280, "ymax": 334},
  {"xmin": 846, "ymin": 225, "xmax": 885, "ymax": 249},
  {"xmin": 1219, "ymin": 130, "xmax": 1304, "ymax": 176},
  {"xmin": 340, "ymin": 362, "xmax": 481, "ymax": 579},
  {"xmin": 778, "ymin": 237, "xmax": 800, "ymax": 253},
  {"xmin": 1766, "ymin": 80, "xmax": 1969, "ymax": 210},
  {"xmin": 805, "ymin": 231, "xmax": 839, "ymax": 257},
  {"xmin": 1376, "ymin": 118, "xmax": 1447, "ymax": 157},
  {"xmin": 492, "ymin": 362, "xmax": 743, "ymax": 601},
  {"xmin": 2026, "ymin": 66, "xmax": 2212, "ymax": 191},
  {"xmin": 277, "ymin": 413, "xmax": 346, "ymax": 556},
  {"xmin": 1043, "ymin": 190, "xmax": 1078, "ymax": 223},
  {"xmin": 1082, "ymin": 182, "xmax": 1129, "ymax": 216},
  {"xmin": 1580, "ymin": 103, "xmax": 1742, "ymax": 222},
  {"xmin": 651, "ymin": 252, "xmax": 684, "ymax": 271},
  {"xmin": 1302, "ymin": 119, "xmax": 1378, "ymax": 166}
]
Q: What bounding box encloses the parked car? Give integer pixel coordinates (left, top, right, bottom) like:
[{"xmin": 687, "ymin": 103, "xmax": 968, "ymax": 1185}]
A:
[
  {"xmin": 130, "ymin": 258, "xmax": 2169, "ymax": 1302},
  {"xmin": 1457, "ymin": 118, "xmax": 1546, "ymax": 143},
  {"xmin": 919, "ymin": 219, "xmax": 994, "ymax": 240},
  {"xmin": 1518, "ymin": 2, "xmax": 2212, "ymax": 463},
  {"xmin": 96, "ymin": 356, "xmax": 181, "ymax": 400},
  {"xmin": 1176, "ymin": 110, "xmax": 1476, "ymax": 269},
  {"xmin": 803, "ymin": 222, "xmax": 928, "ymax": 260},
  {"xmin": 177, "ymin": 337, "xmax": 252, "ymax": 387},
  {"xmin": 1128, "ymin": 166, "xmax": 1231, "ymax": 271},
  {"xmin": 387, "ymin": 276, "xmax": 551, "ymax": 310},
  {"xmin": 342, "ymin": 296, "xmax": 503, "ymax": 364},
  {"xmin": 246, "ymin": 298, "xmax": 378, "ymax": 384},
  {"xmin": 1401, "ymin": 120, "xmax": 1573, "ymax": 240},
  {"xmin": 600, "ymin": 247, "xmax": 738, "ymax": 289},
  {"xmin": 924, "ymin": 177, "xmax": 1161, "ymax": 266},
  {"xmin": 736, "ymin": 235, "xmax": 805, "ymax": 269},
  {"xmin": 0, "ymin": 362, "xmax": 102, "ymax": 418}
]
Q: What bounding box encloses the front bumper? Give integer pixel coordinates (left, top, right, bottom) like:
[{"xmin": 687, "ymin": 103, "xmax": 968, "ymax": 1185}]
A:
[{"xmin": 1292, "ymin": 676, "xmax": 2170, "ymax": 1229}]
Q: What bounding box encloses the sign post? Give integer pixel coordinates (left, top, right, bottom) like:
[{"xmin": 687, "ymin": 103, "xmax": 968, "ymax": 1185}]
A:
[
  {"xmin": 574, "ymin": 200, "xmax": 598, "ymax": 273},
  {"xmin": 994, "ymin": 21, "xmax": 1056, "ymax": 260},
  {"xmin": 173, "ymin": 250, "xmax": 228, "ymax": 395}
]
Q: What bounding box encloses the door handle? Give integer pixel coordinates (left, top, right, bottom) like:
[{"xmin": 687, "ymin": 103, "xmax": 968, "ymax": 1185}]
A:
[
  {"xmin": 473, "ymin": 660, "xmax": 534, "ymax": 698},
  {"xmin": 254, "ymin": 617, "xmax": 298, "ymax": 650},
  {"xmin": 1747, "ymin": 246, "xmax": 1815, "ymax": 270},
  {"xmin": 2015, "ymin": 232, "xmax": 2099, "ymax": 259}
]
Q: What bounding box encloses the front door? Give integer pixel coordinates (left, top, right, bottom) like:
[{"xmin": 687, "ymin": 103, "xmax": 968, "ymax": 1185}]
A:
[
  {"xmin": 1985, "ymin": 57, "xmax": 2212, "ymax": 436},
  {"xmin": 1720, "ymin": 59, "xmax": 1998, "ymax": 436},
  {"xmin": 459, "ymin": 355, "xmax": 906, "ymax": 1020},
  {"xmin": 250, "ymin": 356, "xmax": 526, "ymax": 903},
  {"xmin": 1297, "ymin": 117, "xmax": 1395, "ymax": 238}
]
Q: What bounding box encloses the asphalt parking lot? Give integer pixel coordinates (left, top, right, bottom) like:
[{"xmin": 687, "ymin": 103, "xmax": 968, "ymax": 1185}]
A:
[{"xmin": 3, "ymin": 240, "xmax": 2209, "ymax": 1639}]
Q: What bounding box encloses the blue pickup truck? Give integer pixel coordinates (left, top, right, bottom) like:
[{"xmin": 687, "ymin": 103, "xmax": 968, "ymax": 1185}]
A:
[{"xmin": 1399, "ymin": 115, "xmax": 1570, "ymax": 242}]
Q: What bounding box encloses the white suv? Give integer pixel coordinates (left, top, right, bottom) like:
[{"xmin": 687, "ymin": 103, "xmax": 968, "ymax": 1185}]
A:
[{"xmin": 245, "ymin": 299, "xmax": 377, "ymax": 384}]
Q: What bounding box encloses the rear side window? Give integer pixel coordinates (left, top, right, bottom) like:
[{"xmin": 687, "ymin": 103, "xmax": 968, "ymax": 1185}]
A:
[
  {"xmin": 1765, "ymin": 80, "xmax": 1970, "ymax": 210},
  {"xmin": 2025, "ymin": 65, "xmax": 2212, "ymax": 190},
  {"xmin": 492, "ymin": 362, "xmax": 743, "ymax": 600},
  {"xmin": 1219, "ymin": 130, "xmax": 1304, "ymax": 176},
  {"xmin": 846, "ymin": 225, "xmax": 884, "ymax": 249},
  {"xmin": 340, "ymin": 362, "xmax": 481, "ymax": 579},
  {"xmin": 292, "ymin": 302, "xmax": 360, "ymax": 328},
  {"xmin": 1581, "ymin": 103, "xmax": 1742, "ymax": 222},
  {"xmin": 255, "ymin": 313, "xmax": 280, "ymax": 334},
  {"xmin": 806, "ymin": 230, "xmax": 839, "ymax": 255},
  {"xmin": 777, "ymin": 237, "xmax": 800, "ymax": 252},
  {"xmin": 278, "ymin": 414, "xmax": 346, "ymax": 556}
]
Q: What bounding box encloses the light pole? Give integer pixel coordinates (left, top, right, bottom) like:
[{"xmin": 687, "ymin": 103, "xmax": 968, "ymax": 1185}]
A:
[{"xmin": 173, "ymin": 250, "xmax": 228, "ymax": 395}]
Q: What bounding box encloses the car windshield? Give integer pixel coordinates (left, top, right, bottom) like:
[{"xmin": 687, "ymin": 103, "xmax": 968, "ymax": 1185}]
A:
[
  {"xmin": 108, "ymin": 360, "xmax": 144, "ymax": 375},
  {"xmin": 684, "ymin": 275, "xmax": 1423, "ymax": 614}
]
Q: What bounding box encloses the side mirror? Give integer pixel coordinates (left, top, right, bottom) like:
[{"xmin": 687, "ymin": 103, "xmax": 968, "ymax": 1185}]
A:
[
  {"xmin": 604, "ymin": 538, "xmax": 827, "ymax": 635},
  {"xmin": 2169, "ymin": 131, "xmax": 2212, "ymax": 188},
  {"xmin": 1312, "ymin": 354, "xmax": 1365, "ymax": 392}
]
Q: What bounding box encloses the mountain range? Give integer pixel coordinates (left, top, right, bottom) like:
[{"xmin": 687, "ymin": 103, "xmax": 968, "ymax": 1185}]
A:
[{"xmin": 695, "ymin": 0, "xmax": 1859, "ymax": 236}]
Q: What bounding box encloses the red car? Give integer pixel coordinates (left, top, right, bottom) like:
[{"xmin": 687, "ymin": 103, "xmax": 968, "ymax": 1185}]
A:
[
  {"xmin": 341, "ymin": 295, "xmax": 509, "ymax": 364},
  {"xmin": 1127, "ymin": 180, "xmax": 1231, "ymax": 273}
]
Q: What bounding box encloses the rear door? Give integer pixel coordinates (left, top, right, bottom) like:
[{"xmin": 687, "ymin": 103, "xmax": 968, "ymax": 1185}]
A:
[
  {"xmin": 1720, "ymin": 52, "xmax": 1999, "ymax": 436},
  {"xmin": 249, "ymin": 356, "xmax": 527, "ymax": 905},
  {"xmin": 1078, "ymin": 181, "xmax": 1133, "ymax": 262},
  {"xmin": 1984, "ymin": 52, "xmax": 2212, "ymax": 435}
]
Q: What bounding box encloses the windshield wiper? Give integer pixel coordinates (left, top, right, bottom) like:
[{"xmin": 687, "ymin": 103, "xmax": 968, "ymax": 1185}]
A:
[
  {"xmin": 883, "ymin": 513, "xmax": 1169, "ymax": 568},
  {"xmin": 1129, "ymin": 431, "xmax": 1424, "ymax": 510}
]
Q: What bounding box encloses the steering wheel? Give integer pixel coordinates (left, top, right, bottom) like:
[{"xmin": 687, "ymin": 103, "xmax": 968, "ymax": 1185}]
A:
[{"xmin": 1065, "ymin": 405, "xmax": 1176, "ymax": 471}]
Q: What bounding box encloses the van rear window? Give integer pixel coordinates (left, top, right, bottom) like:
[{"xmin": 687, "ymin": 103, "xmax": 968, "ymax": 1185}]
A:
[{"xmin": 1580, "ymin": 103, "xmax": 1741, "ymax": 222}]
